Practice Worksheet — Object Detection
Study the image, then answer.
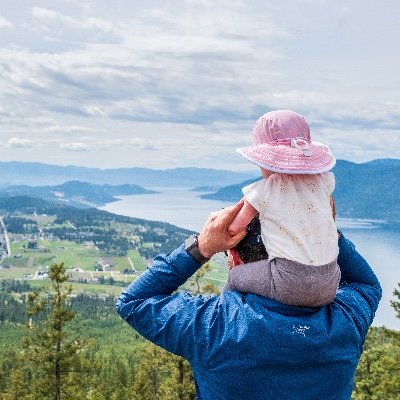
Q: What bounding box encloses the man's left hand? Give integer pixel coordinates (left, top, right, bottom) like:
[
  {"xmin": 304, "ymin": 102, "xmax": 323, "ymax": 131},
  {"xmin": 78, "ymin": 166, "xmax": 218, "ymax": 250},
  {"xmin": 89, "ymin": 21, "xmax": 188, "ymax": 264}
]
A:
[{"xmin": 198, "ymin": 201, "xmax": 247, "ymax": 259}]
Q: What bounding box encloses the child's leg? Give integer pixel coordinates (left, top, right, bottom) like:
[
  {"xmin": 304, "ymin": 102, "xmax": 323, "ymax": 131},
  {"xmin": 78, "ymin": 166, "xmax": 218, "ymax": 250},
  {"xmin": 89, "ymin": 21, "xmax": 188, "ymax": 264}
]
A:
[
  {"xmin": 224, "ymin": 257, "xmax": 340, "ymax": 307},
  {"xmin": 271, "ymin": 258, "xmax": 340, "ymax": 306},
  {"xmin": 228, "ymin": 199, "xmax": 258, "ymax": 235},
  {"xmin": 224, "ymin": 259, "xmax": 273, "ymax": 295}
]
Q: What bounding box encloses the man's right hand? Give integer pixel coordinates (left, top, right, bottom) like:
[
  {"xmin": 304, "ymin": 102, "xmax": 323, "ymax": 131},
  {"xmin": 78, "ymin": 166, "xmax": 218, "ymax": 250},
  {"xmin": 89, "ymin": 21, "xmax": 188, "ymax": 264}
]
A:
[{"xmin": 198, "ymin": 202, "xmax": 247, "ymax": 259}]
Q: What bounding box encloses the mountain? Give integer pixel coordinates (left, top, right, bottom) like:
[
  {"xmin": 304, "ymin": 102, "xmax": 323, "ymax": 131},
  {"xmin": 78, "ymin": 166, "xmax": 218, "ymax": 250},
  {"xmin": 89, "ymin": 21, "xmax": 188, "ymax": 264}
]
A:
[
  {"xmin": 0, "ymin": 181, "xmax": 158, "ymax": 207},
  {"xmin": 1, "ymin": 159, "xmax": 399, "ymax": 223},
  {"xmin": 0, "ymin": 162, "xmax": 258, "ymax": 187},
  {"xmin": 201, "ymin": 159, "xmax": 400, "ymax": 224}
]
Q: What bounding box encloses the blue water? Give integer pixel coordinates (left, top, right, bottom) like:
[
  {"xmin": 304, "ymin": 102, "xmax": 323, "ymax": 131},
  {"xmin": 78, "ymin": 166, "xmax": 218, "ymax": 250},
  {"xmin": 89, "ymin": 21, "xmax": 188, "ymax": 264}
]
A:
[{"xmin": 100, "ymin": 187, "xmax": 400, "ymax": 330}]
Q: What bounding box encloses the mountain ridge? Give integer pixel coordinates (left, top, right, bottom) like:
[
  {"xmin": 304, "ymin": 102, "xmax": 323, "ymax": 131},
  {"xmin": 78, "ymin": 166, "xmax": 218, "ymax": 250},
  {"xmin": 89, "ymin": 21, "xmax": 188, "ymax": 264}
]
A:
[
  {"xmin": 200, "ymin": 159, "xmax": 400, "ymax": 223},
  {"xmin": 0, "ymin": 181, "xmax": 157, "ymax": 208},
  {"xmin": 1, "ymin": 159, "xmax": 399, "ymax": 223},
  {"xmin": 0, "ymin": 162, "xmax": 258, "ymax": 187}
]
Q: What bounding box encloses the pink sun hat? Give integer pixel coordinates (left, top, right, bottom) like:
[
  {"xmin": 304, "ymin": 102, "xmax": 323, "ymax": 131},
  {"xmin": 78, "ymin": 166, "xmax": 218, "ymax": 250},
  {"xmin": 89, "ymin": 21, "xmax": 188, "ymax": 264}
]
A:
[{"xmin": 237, "ymin": 110, "xmax": 336, "ymax": 174}]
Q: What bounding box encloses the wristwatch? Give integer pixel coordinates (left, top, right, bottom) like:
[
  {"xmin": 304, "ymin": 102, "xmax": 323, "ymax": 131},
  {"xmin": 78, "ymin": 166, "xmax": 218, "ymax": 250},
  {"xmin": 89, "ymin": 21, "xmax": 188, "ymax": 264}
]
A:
[{"xmin": 184, "ymin": 234, "xmax": 210, "ymax": 265}]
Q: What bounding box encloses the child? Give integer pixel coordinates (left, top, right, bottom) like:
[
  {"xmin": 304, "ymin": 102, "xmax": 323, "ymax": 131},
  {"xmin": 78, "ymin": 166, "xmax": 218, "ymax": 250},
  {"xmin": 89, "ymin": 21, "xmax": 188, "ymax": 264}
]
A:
[{"xmin": 227, "ymin": 110, "xmax": 340, "ymax": 307}]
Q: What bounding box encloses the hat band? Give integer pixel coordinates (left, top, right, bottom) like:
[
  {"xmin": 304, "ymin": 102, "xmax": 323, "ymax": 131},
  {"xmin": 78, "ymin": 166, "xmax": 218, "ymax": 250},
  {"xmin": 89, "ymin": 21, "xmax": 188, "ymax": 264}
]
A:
[{"xmin": 290, "ymin": 138, "xmax": 312, "ymax": 157}]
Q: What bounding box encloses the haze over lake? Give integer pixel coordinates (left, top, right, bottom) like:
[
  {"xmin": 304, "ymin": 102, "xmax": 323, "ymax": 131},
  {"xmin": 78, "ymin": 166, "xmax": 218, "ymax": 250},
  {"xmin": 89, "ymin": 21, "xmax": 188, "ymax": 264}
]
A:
[{"xmin": 100, "ymin": 187, "xmax": 400, "ymax": 330}]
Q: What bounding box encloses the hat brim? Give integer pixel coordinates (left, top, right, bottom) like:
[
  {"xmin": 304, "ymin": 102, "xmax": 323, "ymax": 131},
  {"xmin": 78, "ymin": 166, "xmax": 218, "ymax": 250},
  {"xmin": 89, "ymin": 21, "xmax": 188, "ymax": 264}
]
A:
[{"xmin": 237, "ymin": 141, "xmax": 336, "ymax": 174}]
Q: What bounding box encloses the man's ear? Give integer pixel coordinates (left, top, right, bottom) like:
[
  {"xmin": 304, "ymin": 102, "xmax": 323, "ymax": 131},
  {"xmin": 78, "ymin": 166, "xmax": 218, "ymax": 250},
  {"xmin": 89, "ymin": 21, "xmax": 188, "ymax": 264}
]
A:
[{"xmin": 230, "ymin": 247, "xmax": 243, "ymax": 267}]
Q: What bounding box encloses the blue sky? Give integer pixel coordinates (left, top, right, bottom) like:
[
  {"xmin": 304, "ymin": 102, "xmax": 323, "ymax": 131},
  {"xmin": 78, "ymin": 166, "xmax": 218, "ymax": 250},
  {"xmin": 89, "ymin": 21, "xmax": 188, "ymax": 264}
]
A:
[{"xmin": 0, "ymin": 0, "xmax": 399, "ymax": 170}]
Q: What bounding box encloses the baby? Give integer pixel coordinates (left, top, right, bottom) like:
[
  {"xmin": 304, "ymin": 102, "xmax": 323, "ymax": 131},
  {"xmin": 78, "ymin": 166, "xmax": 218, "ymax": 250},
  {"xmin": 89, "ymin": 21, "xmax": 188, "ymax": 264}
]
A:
[{"xmin": 226, "ymin": 110, "xmax": 340, "ymax": 307}]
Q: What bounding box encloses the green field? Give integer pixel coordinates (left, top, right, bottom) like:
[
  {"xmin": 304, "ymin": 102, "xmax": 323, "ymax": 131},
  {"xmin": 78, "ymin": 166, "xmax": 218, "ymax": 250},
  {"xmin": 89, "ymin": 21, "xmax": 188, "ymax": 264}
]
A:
[
  {"xmin": 0, "ymin": 236, "xmax": 149, "ymax": 288},
  {"xmin": 1, "ymin": 227, "xmax": 229, "ymax": 298}
]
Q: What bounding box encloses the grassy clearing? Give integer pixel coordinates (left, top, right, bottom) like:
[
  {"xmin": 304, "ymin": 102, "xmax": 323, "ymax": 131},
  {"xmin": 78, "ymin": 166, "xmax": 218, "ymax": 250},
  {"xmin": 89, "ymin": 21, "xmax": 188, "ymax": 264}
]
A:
[
  {"xmin": 3, "ymin": 239, "xmax": 147, "ymax": 275},
  {"xmin": 53, "ymin": 253, "xmax": 98, "ymax": 270},
  {"xmin": 110, "ymin": 256, "xmax": 132, "ymax": 271},
  {"xmin": 0, "ymin": 266, "xmax": 37, "ymax": 279},
  {"xmin": 127, "ymin": 250, "xmax": 147, "ymax": 271},
  {"xmin": 1, "ymin": 228, "xmax": 228, "ymax": 297}
]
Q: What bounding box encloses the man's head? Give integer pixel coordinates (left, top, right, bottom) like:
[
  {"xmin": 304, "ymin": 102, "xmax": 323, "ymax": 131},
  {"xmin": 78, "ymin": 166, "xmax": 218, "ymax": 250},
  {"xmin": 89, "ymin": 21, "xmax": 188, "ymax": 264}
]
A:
[{"xmin": 228, "ymin": 216, "xmax": 268, "ymax": 268}]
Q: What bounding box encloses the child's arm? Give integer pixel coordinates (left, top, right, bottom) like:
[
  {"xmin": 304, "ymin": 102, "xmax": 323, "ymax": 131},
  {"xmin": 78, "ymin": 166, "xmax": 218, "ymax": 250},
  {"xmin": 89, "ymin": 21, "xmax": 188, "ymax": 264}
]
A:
[
  {"xmin": 330, "ymin": 195, "xmax": 336, "ymax": 220},
  {"xmin": 228, "ymin": 199, "xmax": 258, "ymax": 235}
]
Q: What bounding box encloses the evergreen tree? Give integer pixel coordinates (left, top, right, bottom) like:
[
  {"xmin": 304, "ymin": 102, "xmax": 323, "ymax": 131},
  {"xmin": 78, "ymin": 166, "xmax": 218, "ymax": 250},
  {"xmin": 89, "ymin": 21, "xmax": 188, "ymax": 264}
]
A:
[
  {"xmin": 130, "ymin": 342, "xmax": 195, "ymax": 400},
  {"xmin": 16, "ymin": 263, "xmax": 97, "ymax": 399},
  {"xmin": 0, "ymin": 366, "xmax": 33, "ymax": 400},
  {"xmin": 390, "ymin": 283, "xmax": 400, "ymax": 318},
  {"xmin": 352, "ymin": 326, "xmax": 400, "ymax": 399},
  {"xmin": 189, "ymin": 262, "xmax": 220, "ymax": 295}
]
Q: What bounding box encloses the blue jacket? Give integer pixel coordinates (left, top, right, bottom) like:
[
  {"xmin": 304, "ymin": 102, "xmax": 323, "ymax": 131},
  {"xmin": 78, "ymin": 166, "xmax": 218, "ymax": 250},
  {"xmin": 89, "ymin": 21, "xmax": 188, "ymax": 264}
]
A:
[{"xmin": 116, "ymin": 234, "xmax": 382, "ymax": 400}]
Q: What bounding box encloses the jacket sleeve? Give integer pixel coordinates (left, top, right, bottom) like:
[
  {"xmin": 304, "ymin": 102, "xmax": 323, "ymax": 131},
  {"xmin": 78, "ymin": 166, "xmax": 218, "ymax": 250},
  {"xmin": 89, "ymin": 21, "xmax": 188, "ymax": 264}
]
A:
[
  {"xmin": 115, "ymin": 245, "xmax": 210, "ymax": 359},
  {"xmin": 335, "ymin": 232, "xmax": 382, "ymax": 341}
]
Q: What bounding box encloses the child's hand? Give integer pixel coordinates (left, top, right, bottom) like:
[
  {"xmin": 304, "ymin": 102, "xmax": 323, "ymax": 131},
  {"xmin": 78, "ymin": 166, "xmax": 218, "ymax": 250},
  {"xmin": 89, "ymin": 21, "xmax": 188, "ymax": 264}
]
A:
[{"xmin": 228, "ymin": 199, "xmax": 258, "ymax": 236}]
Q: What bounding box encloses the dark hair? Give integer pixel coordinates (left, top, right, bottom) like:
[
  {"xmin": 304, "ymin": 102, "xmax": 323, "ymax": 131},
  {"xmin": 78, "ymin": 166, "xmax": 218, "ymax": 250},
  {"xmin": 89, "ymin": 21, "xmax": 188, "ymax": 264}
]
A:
[
  {"xmin": 236, "ymin": 243, "xmax": 268, "ymax": 264},
  {"xmin": 235, "ymin": 215, "xmax": 268, "ymax": 263}
]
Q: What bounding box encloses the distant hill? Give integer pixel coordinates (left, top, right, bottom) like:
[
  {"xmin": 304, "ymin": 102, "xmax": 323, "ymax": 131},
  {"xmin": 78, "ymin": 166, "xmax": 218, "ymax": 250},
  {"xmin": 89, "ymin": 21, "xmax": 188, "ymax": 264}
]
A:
[
  {"xmin": 0, "ymin": 196, "xmax": 194, "ymax": 258},
  {"xmin": 0, "ymin": 181, "xmax": 157, "ymax": 207},
  {"xmin": 0, "ymin": 162, "xmax": 258, "ymax": 187},
  {"xmin": 201, "ymin": 159, "xmax": 400, "ymax": 223}
]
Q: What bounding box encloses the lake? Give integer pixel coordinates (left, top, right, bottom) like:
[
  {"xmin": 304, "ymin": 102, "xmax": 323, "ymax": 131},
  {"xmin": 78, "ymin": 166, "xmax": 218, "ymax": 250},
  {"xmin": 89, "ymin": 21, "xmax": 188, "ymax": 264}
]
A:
[{"xmin": 100, "ymin": 187, "xmax": 400, "ymax": 330}]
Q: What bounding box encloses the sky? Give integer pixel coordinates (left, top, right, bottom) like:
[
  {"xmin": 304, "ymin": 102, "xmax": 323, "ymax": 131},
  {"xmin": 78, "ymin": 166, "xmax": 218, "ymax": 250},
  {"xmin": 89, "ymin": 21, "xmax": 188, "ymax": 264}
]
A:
[{"xmin": 0, "ymin": 0, "xmax": 399, "ymax": 171}]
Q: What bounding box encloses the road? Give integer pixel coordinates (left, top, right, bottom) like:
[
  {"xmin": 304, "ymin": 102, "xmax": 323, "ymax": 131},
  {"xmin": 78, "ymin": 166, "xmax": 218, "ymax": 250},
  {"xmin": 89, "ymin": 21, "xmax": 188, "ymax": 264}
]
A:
[
  {"xmin": 0, "ymin": 215, "xmax": 11, "ymax": 264},
  {"xmin": 128, "ymin": 256, "xmax": 136, "ymax": 272}
]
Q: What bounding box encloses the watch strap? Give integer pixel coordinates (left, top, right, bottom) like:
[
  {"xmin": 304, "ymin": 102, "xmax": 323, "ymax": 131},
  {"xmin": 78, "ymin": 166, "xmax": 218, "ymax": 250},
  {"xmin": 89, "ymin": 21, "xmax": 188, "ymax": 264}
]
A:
[{"xmin": 184, "ymin": 235, "xmax": 210, "ymax": 265}]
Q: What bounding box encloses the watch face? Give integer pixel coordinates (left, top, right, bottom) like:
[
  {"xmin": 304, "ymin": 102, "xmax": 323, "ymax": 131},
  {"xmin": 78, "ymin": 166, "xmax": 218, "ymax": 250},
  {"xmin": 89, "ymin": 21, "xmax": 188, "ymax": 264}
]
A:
[{"xmin": 185, "ymin": 235, "xmax": 197, "ymax": 250}]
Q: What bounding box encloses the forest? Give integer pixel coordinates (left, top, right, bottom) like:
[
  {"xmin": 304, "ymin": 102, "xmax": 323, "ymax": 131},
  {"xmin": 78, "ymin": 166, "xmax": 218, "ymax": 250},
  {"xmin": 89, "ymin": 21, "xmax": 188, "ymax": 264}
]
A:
[{"xmin": 0, "ymin": 267, "xmax": 399, "ymax": 399}]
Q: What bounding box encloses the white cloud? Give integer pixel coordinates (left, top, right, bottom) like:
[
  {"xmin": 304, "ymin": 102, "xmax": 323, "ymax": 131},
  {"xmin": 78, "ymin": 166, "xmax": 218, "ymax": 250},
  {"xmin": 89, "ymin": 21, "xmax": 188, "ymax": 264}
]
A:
[
  {"xmin": 60, "ymin": 142, "xmax": 89, "ymax": 152},
  {"xmin": 82, "ymin": 17, "xmax": 115, "ymax": 33},
  {"xmin": 32, "ymin": 6, "xmax": 117, "ymax": 35},
  {"xmin": 8, "ymin": 137, "xmax": 34, "ymax": 148},
  {"xmin": 0, "ymin": 0, "xmax": 399, "ymax": 169},
  {"xmin": 31, "ymin": 7, "xmax": 59, "ymax": 20},
  {"xmin": 0, "ymin": 16, "xmax": 13, "ymax": 28},
  {"xmin": 45, "ymin": 125, "xmax": 93, "ymax": 134}
]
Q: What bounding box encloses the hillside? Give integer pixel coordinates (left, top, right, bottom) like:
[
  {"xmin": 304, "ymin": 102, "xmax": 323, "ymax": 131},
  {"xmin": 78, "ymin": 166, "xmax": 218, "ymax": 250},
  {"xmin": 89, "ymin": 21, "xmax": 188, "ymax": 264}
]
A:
[
  {"xmin": 0, "ymin": 196, "xmax": 194, "ymax": 261},
  {"xmin": 0, "ymin": 162, "xmax": 258, "ymax": 187},
  {"xmin": 0, "ymin": 181, "xmax": 157, "ymax": 208},
  {"xmin": 201, "ymin": 159, "xmax": 400, "ymax": 223}
]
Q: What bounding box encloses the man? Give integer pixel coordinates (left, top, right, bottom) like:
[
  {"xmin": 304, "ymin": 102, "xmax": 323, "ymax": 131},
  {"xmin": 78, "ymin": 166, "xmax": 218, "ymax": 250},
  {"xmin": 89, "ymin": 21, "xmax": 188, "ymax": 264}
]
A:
[{"xmin": 116, "ymin": 202, "xmax": 381, "ymax": 400}]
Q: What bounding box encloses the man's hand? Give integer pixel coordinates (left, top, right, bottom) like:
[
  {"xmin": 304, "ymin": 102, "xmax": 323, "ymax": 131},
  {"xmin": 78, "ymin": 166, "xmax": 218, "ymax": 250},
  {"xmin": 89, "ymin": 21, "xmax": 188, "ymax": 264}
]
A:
[{"xmin": 198, "ymin": 202, "xmax": 247, "ymax": 259}]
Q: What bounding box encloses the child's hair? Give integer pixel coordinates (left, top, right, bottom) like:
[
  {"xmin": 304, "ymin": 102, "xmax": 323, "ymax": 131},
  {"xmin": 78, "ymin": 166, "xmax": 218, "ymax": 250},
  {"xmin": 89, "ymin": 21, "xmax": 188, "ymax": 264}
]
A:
[
  {"xmin": 235, "ymin": 216, "xmax": 268, "ymax": 263},
  {"xmin": 236, "ymin": 243, "xmax": 268, "ymax": 264}
]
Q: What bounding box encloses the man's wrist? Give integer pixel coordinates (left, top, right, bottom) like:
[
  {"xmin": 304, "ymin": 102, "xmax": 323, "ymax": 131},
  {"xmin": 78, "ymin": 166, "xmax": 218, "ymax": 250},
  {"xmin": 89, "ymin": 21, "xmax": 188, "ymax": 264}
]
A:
[{"xmin": 184, "ymin": 235, "xmax": 211, "ymax": 265}]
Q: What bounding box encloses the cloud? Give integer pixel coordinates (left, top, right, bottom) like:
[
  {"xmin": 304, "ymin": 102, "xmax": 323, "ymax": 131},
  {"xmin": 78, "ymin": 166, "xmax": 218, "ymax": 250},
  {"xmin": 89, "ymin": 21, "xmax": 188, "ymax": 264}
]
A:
[
  {"xmin": 8, "ymin": 137, "xmax": 34, "ymax": 148},
  {"xmin": 0, "ymin": 1, "xmax": 399, "ymax": 169},
  {"xmin": 0, "ymin": 1, "xmax": 290, "ymax": 128},
  {"xmin": 0, "ymin": 16, "xmax": 13, "ymax": 28},
  {"xmin": 31, "ymin": 6, "xmax": 117, "ymax": 34},
  {"xmin": 96, "ymin": 137, "xmax": 162, "ymax": 151},
  {"xmin": 31, "ymin": 7, "xmax": 59, "ymax": 20},
  {"xmin": 44, "ymin": 125, "xmax": 93, "ymax": 134},
  {"xmin": 60, "ymin": 142, "xmax": 89, "ymax": 152}
]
